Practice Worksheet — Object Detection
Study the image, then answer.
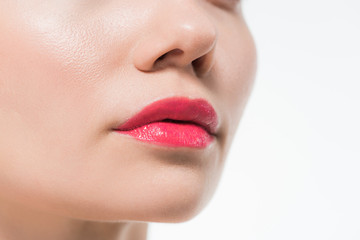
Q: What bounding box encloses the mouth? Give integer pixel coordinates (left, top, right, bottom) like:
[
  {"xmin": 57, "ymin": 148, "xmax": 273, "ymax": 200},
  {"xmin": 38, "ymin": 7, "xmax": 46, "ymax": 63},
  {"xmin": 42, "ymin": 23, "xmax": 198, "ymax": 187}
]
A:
[{"xmin": 112, "ymin": 97, "xmax": 218, "ymax": 148}]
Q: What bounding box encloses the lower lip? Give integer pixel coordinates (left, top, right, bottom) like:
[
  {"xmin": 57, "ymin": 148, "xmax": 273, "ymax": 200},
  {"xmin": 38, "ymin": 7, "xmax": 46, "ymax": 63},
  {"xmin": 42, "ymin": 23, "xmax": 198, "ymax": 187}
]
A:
[{"xmin": 114, "ymin": 121, "xmax": 214, "ymax": 148}]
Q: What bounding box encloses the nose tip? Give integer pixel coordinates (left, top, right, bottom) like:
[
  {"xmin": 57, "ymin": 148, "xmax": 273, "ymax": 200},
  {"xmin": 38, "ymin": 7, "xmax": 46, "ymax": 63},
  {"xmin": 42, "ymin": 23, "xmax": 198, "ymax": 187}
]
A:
[{"xmin": 132, "ymin": 3, "xmax": 218, "ymax": 77}]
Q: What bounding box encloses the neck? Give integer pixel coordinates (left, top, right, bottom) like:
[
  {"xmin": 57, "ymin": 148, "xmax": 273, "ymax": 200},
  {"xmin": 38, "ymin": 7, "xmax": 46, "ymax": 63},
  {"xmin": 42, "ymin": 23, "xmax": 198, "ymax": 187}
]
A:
[{"xmin": 0, "ymin": 200, "xmax": 148, "ymax": 240}]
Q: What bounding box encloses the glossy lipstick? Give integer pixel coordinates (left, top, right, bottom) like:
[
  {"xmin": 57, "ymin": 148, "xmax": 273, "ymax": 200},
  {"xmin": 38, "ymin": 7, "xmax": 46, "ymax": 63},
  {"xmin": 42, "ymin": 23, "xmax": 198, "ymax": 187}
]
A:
[{"xmin": 114, "ymin": 97, "xmax": 218, "ymax": 148}]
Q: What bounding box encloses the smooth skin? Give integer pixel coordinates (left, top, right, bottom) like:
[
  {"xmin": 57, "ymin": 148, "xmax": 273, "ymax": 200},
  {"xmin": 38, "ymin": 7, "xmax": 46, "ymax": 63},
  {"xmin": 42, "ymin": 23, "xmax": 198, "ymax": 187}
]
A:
[{"xmin": 0, "ymin": 0, "xmax": 256, "ymax": 239}]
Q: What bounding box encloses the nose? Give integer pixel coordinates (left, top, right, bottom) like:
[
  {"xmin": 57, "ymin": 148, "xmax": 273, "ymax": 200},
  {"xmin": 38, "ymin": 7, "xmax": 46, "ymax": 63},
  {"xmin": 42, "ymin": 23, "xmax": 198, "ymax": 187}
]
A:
[{"xmin": 132, "ymin": 1, "xmax": 218, "ymax": 77}]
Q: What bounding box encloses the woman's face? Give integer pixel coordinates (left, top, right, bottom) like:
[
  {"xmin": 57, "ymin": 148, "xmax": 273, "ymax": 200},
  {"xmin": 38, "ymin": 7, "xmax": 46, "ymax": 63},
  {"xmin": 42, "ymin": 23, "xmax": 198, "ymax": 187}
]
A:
[{"xmin": 0, "ymin": 0, "xmax": 256, "ymax": 222}]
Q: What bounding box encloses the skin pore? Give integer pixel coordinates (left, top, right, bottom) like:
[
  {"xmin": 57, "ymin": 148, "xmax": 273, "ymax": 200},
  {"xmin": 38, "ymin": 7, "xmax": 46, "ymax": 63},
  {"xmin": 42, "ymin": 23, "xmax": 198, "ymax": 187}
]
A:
[{"xmin": 0, "ymin": 0, "xmax": 256, "ymax": 239}]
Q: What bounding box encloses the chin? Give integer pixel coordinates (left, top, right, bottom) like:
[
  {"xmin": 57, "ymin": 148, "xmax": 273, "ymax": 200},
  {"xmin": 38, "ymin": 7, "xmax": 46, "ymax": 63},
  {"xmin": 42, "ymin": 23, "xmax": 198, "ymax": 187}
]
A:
[
  {"xmin": 53, "ymin": 165, "xmax": 219, "ymax": 224},
  {"xmin": 138, "ymin": 178, "xmax": 214, "ymax": 223}
]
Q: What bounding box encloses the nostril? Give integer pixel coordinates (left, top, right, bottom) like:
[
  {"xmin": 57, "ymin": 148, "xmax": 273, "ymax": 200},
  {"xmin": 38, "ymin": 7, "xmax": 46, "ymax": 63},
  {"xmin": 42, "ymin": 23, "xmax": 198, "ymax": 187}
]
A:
[
  {"xmin": 156, "ymin": 49, "xmax": 183, "ymax": 62},
  {"xmin": 192, "ymin": 55, "xmax": 207, "ymax": 74},
  {"xmin": 192, "ymin": 57, "xmax": 203, "ymax": 68},
  {"xmin": 157, "ymin": 53, "xmax": 167, "ymax": 61}
]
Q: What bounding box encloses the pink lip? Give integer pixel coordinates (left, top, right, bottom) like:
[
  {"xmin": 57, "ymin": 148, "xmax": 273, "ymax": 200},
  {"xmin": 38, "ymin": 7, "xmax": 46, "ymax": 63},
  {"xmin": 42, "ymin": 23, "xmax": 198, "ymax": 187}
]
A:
[{"xmin": 113, "ymin": 97, "xmax": 218, "ymax": 148}]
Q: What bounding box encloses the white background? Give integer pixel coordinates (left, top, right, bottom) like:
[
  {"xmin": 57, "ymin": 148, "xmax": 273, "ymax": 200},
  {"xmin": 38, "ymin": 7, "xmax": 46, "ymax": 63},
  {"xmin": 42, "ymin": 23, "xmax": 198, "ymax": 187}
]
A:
[{"xmin": 149, "ymin": 0, "xmax": 360, "ymax": 239}]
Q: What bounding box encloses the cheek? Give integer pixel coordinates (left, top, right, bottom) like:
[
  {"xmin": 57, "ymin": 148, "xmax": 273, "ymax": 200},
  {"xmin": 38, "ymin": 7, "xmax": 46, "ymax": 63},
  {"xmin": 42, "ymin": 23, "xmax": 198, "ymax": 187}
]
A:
[
  {"xmin": 214, "ymin": 17, "xmax": 257, "ymax": 134},
  {"xmin": 0, "ymin": 3, "xmax": 134, "ymax": 159},
  {"xmin": 0, "ymin": 8, "xmax": 109, "ymax": 209},
  {"xmin": 0, "ymin": 17, "xmax": 92, "ymax": 150}
]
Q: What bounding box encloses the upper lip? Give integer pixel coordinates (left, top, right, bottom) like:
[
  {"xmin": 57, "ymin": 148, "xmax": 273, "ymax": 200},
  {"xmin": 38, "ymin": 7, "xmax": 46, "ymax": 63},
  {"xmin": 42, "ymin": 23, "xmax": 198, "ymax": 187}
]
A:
[{"xmin": 114, "ymin": 97, "xmax": 219, "ymax": 135}]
